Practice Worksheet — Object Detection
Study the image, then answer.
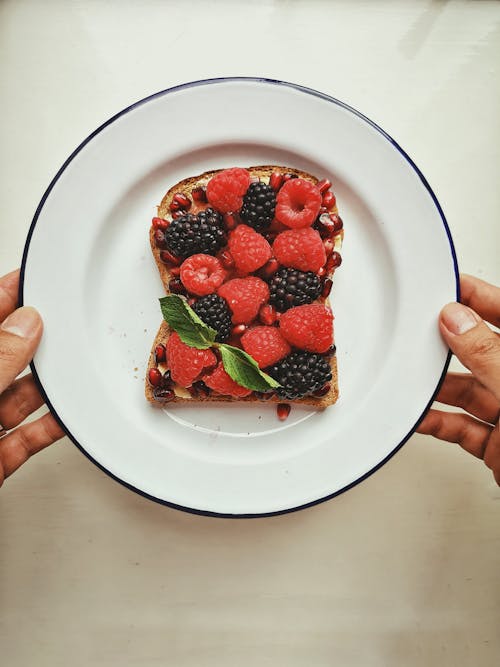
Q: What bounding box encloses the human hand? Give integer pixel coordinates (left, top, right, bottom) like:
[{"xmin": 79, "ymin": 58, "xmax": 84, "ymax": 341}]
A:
[
  {"xmin": 0, "ymin": 269, "xmax": 64, "ymax": 486},
  {"xmin": 417, "ymin": 274, "xmax": 500, "ymax": 485}
]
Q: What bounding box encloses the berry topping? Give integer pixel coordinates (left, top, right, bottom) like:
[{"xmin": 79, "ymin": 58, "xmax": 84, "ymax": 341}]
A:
[
  {"xmin": 203, "ymin": 361, "xmax": 253, "ymax": 398},
  {"xmin": 269, "ymin": 172, "xmax": 285, "ymax": 192},
  {"xmin": 277, "ymin": 403, "xmax": 291, "ymax": 421},
  {"xmin": 240, "ymin": 181, "xmax": 276, "ymax": 231},
  {"xmin": 165, "ymin": 208, "xmax": 226, "ymax": 259},
  {"xmin": 206, "ymin": 167, "xmax": 251, "ymax": 213},
  {"xmin": 180, "ymin": 254, "xmax": 227, "ymax": 296},
  {"xmin": 272, "ymin": 227, "xmax": 326, "ymax": 273},
  {"xmin": 279, "ymin": 304, "xmax": 334, "ymax": 353},
  {"xmin": 192, "ymin": 294, "xmax": 232, "ymax": 342},
  {"xmin": 218, "ymin": 276, "xmax": 270, "ymax": 324},
  {"xmin": 268, "ymin": 267, "xmax": 321, "ymax": 312},
  {"xmin": 166, "ymin": 332, "xmax": 216, "ymax": 387},
  {"xmin": 241, "ymin": 326, "xmax": 291, "ymax": 368},
  {"xmin": 228, "ymin": 225, "xmax": 272, "ymax": 274},
  {"xmin": 266, "ymin": 351, "xmax": 332, "ymax": 399},
  {"xmin": 275, "ymin": 178, "xmax": 322, "ymax": 229}
]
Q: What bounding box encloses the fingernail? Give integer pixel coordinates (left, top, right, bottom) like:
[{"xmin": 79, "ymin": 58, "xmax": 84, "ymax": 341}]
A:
[
  {"xmin": 0, "ymin": 306, "xmax": 41, "ymax": 339},
  {"xmin": 441, "ymin": 302, "xmax": 480, "ymax": 335}
]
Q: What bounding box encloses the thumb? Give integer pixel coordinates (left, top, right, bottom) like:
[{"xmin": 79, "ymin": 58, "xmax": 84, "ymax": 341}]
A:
[
  {"xmin": 0, "ymin": 307, "xmax": 43, "ymax": 394},
  {"xmin": 440, "ymin": 302, "xmax": 500, "ymax": 402}
]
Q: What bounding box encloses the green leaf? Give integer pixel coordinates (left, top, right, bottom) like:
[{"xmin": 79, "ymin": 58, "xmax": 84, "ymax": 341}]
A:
[
  {"xmin": 159, "ymin": 295, "xmax": 217, "ymax": 350},
  {"xmin": 219, "ymin": 344, "xmax": 280, "ymax": 392}
]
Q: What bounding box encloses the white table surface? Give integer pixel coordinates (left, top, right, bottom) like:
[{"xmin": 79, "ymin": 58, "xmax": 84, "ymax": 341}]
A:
[{"xmin": 1, "ymin": 1, "xmax": 499, "ymax": 665}]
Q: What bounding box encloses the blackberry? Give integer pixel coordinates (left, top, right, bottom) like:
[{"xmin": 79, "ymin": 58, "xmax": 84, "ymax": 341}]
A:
[
  {"xmin": 268, "ymin": 267, "xmax": 321, "ymax": 312},
  {"xmin": 240, "ymin": 181, "xmax": 276, "ymax": 231},
  {"xmin": 165, "ymin": 207, "xmax": 226, "ymax": 259},
  {"xmin": 266, "ymin": 351, "xmax": 332, "ymax": 400},
  {"xmin": 192, "ymin": 294, "xmax": 232, "ymax": 342}
]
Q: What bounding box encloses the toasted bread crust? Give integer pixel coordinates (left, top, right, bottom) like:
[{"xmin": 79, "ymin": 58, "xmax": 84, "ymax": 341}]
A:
[{"xmin": 146, "ymin": 166, "xmax": 341, "ymax": 409}]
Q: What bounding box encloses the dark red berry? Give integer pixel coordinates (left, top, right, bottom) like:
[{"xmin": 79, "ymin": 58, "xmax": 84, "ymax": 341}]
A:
[
  {"xmin": 231, "ymin": 324, "xmax": 247, "ymax": 337},
  {"xmin": 153, "ymin": 386, "xmax": 175, "ymax": 402},
  {"xmin": 321, "ymin": 278, "xmax": 333, "ymax": 298},
  {"xmin": 323, "ymin": 238, "xmax": 335, "ymax": 257},
  {"xmin": 259, "ymin": 303, "xmax": 277, "ymax": 325},
  {"xmin": 191, "ymin": 186, "xmax": 207, "ymax": 203},
  {"xmin": 331, "ymin": 214, "xmax": 343, "ymax": 233},
  {"xmin": 283, "ymin": 173, "xmax": 298, "ymax": 183},
  {"xmin": 148, "ymin": 367, "xmax": 162, "ymax": 387},
  {"xmin": 260, "ymin": 258, "xmax": 280, "ymax": 278},
  {"xmin": 270, "ymin": 172, "xmax": 285, "ymax": 192},
  {"xmin": 219, "ymin": 250, "xmax": 235, "ymax": 269},
  {"xmin": 223, "ymin": 213, "xmax": 238, "ymax": 230},
  {"xmin": 172, "ymin": 193, "xmax": 192, "ymax": 211},
  {"xmin": 170, "ymin": 266, "xmax": 181, "ymax": 276},
  {"xmin": 162, "ymin": 369, "xmax": 173, "ymax": 387},
  {"xmin": 169, "ymin": 277, "xmax": 186, "ymax": 294},
  {"xmin": 159, "ymin": 249, "xmax": 181, "ymax": 266},
  {"xmin": 323, "ymin": 345, "xmax": 336, "ymax": 357},
  {"xmin": 316, "ymin": 179, "xmax": 331, "ymax": 195},
  {"xmin": 313, "ymin": 383, "xmax": 331, "ymax": 397},
  {"xmin": 154, "ymin": 229, "xmax": 168, "ymax": 249},
  {"xmin": 190, "ymin": 380, "xmax": 211, "ymax": 398},
  {"xmin": 172, "ymin": 210, "xmax": 184, "ymax": 219},
  {"xmin": 155, "ymin": 344, "xmax": 166, "ymax": 363},
  {"xmin": 330, "ymin": 251, "xmax": 342, "ymax": 268},
  {"xmin": 277, "ymin": 403, "xmax": 291, "ymax": 421},
  {"xmin": 152, "ymin": 217, "xmax": 170, "ymax": 230},
  {"xmin": 316, "ymin": 213, "xmax": 335, "ymax": 239}
]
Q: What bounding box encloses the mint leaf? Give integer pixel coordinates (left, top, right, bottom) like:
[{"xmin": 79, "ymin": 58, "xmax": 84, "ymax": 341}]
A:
[
  {"xmin": 219, "ymin": 344, "xmax": 280, "ymax": 392},
  {"xmin": 159, "ymin": 295, "xmax": 217, "ymax": 349}
]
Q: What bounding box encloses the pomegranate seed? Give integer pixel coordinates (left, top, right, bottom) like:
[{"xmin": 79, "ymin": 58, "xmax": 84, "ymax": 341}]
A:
[
  {"xmin": 191, "ymin": 186, "xmax": 207, "ymax": 203},
  {"xmin": 321, "ymin": 278, "xmax": 333, "ymax": 298},
  {"xmin": 269, "ymin": 172, "xmax": 285, "ymax": 192},
  {"xmin": 319, "ymin": 206, "xmax": 329, "ymax": 215},
  {"xmin": 169, "ymin": 200, "xmax": 181, "ymax": 212},
  {"xmin": 259, "ymin": 304, "xmax": 277, "ymax": 326},
  {"xmin": 283, "ymin": 173, "xmax": 298, "ymax": 183},
  {"xmin": 323, "ymin": 239, "xmax": 335, "ymax": 257},
  {"xmin": 324, "ymin": 345, "xmax": 336, "ymax": 357},
  {"xmin": 223, "ymin": 213, "xmax": 238, "ymax": 230},
  {"xmin": 152, "ymin": 216, "xmax": 169, "ymax": 230},
  {"xmin": 187, "ymin": 297, "xmax": 196, "ymax": 306},
  {"xmin": 162, "ymin": 369, "xmax": 173, "ymax": 387},
  {"xmin": 261, "ymin": 258, "xmax": 280, "ymax": 278},
  {"xmin": 173, "ymin": 193, "xmax": 191, "ymax": 210},
  {"xmin": 169, "ymin": 277, "xmax": 185, "ymax": 294},
  {"xmin": 330, "ymin": 251, "xmax": 342, "ymax": 268},
  {"xmin": 264, "ymin": 230, "xmax": 279, "ymax": 243},
  {"xmin": 330, "ymin": 214, "xmax": 343, "ymax": 233},
  {"xmin": 313, "ymin": 383, "xmax": 331, "ymax": 397},
  {"xmin": 219, "ymin": 250, "xmax": 235, "ymax": 269},
  {"xmin": 322, "ymin": 191, "xmax": 336, "ymax": 210},
  {"xmin": 153, "ymin": 386, "xmax": 175, "ymax": 402},
  {"xmin": 277, "ymin": 403, "xmax": 291, "ymax": 421},
  {"xmin": 148, "ymin": 367, "xmax": 162, "ymax": 387},
  {"xmin": 172, "ymin": 210, "xmax": 184, "ymax": 219},
  {"xmin": 170, "ymin": 266, "xmax": 181, "ymax": 276},
  {"xmin": 316, "ymin": 213, "xmax": 335, "ymax": 239},
  {"xmin": 316, "ymin": 179, "xmax": 332, "ymax": 195},
  {"xmin": 190, "ymin": 380, "xmax": 210, "ymax": 398},
  {"xmin": 231, "ymin": 324, "xmax": 247, "ymax": 337},
  {"xmin": 153, "ymin": 229, "xmax": 168, "ymax": 249},
  {"xmin": 255, "ymin": 391, "xmax": 274, "ymax": 400},
  {"xmin": 317, "ymin": 267, "xmax": 326, "ymax": 278},
  {"xmin": 155, "ymin": 344, "xmax": 166, "ymax": 363},
  {"xmin": 159, "ymin": 250, "xmax": 181, "ymax": 266}
]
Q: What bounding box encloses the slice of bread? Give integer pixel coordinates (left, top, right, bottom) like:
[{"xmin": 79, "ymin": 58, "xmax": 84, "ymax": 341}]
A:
[{"xmin": 146, "ymin": 166, "xmax": 343, "ymax": 409}]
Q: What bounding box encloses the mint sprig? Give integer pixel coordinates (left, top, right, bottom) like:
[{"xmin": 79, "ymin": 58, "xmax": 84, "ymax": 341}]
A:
[
  {"xmin": 158, "ymin": 294, "xmax": 280, "ymax": 391},
  {"xmin": 159, "ymin": 295, "xmax": 216, "ymax": 349}
]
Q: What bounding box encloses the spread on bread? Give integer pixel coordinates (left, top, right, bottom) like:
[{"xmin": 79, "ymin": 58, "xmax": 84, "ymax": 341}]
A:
[{"xmin": 145, "ymin": 166, "xmax": 344, "ymax": 418}]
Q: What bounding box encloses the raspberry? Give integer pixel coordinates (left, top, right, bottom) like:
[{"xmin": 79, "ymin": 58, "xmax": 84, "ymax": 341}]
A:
[
  {"xmin": 241, "ymin": 326, "xmax": 291, "ymax": 368},
  {"xmin": 166, "ymin": 332, "xmax": 216, "ymax": 387},
  {"xmin": 218, "ymin": 276, "xmax": 270, "ymax": 324},
  {"xmin": 275, "ymin": 178, "xmax": 322, "ymax": 229},
  {"xmin": 279, "ymin": 304, "xmax": 334, "ymax": 353},
  {"xmin": 273, "ymin": 227, "xmax": 326, "ymax": 273},
  {"xmin": 228, "ymin": 225, "xmax": 272, "ymax": 274},
  {"xmin": 206, "ymin": 167, "xmax": 251, "ymax": 214},
  {"xmin": 203, "ymin": 361, "xmax": 252, "ymax": 398},
  {"xmin": 180, "ymin": 254, "xmax": 227, "ymax": 296}
]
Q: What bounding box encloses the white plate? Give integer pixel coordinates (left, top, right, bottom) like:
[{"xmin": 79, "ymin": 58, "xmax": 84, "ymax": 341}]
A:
[{"xmin": 21, "ymin": 78, "xmax": 458, "ymax": 517}]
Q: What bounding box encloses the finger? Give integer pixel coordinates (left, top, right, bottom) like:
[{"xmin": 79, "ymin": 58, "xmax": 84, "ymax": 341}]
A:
[
  {"xmin": 440, "ymin": 303, "xmax": 500, "ymax": 403},
  {"xmin": 417, "ymin": 409, "xmax": 492, "ymax": 459},
  {"xmin": 0, "ymin": 374, "xmax": 45, "ymax": 430},
  {"xmin": 460, "ymin": 274, "xmax": 500, "ymax": 328},
  {"xmin": 0, "ymin": 269, "xmax": 20, "ymax": 322},
  {"xmin": 0, "ymin": 412, "xmax": 65, "ymax": 484},
  {"xmin": 435, "ymin": 372, "xmax": 499, "ymax": 425},
  {"xmin": 483, "ymin": 424, "xmax": 500, "ymax": 485},
  {"xmin": 0, "ymin": 307, "xmax": 43, "ymax": 394}
]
